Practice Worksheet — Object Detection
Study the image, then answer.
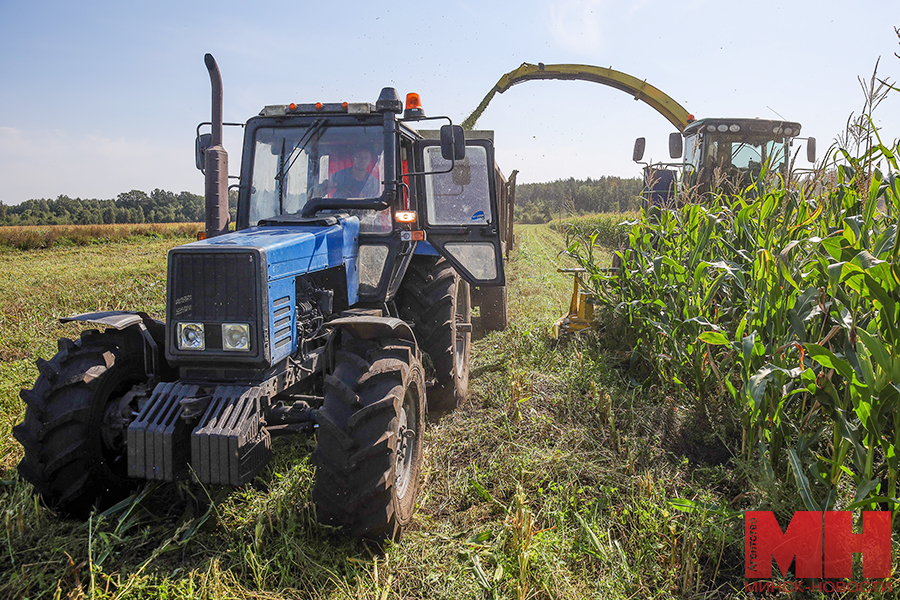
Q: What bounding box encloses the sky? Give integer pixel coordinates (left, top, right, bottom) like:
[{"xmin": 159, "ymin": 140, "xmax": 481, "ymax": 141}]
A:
[{"xmin": 1, "ymin": 0, "xmax": 899, "ymax": 204}]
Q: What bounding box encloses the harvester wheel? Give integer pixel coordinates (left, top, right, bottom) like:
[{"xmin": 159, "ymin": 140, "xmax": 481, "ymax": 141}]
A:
[
  {"xmin": 397, "ymin": 257, "xmax": 470, "ymax": 414},
  {"xmin": 312, "ymin": 338, "xmax": 425, "ymax": 544},
  {"xmin": 13, "ymin": 327, "xmax": 148, "ymax": 518}
]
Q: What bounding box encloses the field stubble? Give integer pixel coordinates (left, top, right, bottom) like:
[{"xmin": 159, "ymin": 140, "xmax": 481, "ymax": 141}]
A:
[{"xmin": 0, "ymin": 224, "xmax": 746, "ymax": 599}]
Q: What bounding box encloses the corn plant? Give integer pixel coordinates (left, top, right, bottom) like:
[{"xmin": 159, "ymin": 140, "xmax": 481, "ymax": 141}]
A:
[{"xmin": 563, "ymin": 137, "xmax": 900, "ymax": 515}]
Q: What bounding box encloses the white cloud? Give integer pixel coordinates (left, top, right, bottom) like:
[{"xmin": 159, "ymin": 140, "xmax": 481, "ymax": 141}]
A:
[
  {"xmin": 548, "ymin": 0, "xmax": 606, "ymax": 54},
  {"xmin": 0, "ymin": 127, "xmax": 203, "ymax": 204}
]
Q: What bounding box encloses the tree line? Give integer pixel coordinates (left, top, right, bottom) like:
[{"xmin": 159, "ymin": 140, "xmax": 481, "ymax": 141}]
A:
[
  {"xmin": 1, "ymin": 177, "xmax": 641, "ymax": 227},
  {"xmin": 0, "ymin": 189, "xmax": 232, "ymax": 227},
  {"xmin": 515, "ymin": 176, "xmax": 643, "ymax": 223}
]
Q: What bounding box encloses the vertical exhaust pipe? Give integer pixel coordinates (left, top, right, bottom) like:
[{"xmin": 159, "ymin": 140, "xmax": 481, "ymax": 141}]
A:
[{"xmin": 204, "ymin": 53, "xmax": 229, "ymax": 238}]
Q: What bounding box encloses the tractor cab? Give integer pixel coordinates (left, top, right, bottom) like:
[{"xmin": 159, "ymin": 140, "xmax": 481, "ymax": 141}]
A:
[{"xmin": 224, "ymin": 92, "xmax": 505, "ymax": 302}]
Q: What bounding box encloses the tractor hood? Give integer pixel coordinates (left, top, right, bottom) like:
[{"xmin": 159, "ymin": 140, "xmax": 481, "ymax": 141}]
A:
[
  {"xmin": 184, "ymin": 216, "xmax": 360, "ymax": 281},
  {"xmin": 165, "ymin": 215, "xmax": 360, "ymax": 371}
]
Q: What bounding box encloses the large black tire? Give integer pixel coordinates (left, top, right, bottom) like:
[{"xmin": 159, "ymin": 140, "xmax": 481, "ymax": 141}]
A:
[
  {"xmin": 476, "ymin": 285, "xmax": 508, "ymax": 332},
  {"xmin": 397, "ymin": 257, "xmax": 470, "ymax": 413},
  {"xmin": 13, "ymin": 327, "xmax": 149, "ymax": 518},
  {"xmin": 312, "ymin": 338, "xmax": 426, "ymax": 544}
]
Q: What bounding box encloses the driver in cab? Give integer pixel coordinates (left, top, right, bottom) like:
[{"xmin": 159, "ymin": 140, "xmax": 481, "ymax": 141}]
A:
[{"xmin": 320, "ymin": 146, "xmax": 380, "ymax": 198}]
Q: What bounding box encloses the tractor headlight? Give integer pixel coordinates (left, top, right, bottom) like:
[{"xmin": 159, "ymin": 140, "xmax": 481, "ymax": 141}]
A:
[
  {"xmin": 177, "ymin": 322, "xmax": 205, "ymax": 350},
  {"xmin": 222, "ymin": 323, "xmax": 251, "ymax": 352}
]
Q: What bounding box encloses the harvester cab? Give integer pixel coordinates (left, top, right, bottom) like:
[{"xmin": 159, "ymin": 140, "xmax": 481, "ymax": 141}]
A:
[
  {"xmin": 633, "ymin": 117, "xmax": 818, "ymax": 205},
  {"xmin": 14, "ymin": 54, "xmax": 506, "ymax": 544}
]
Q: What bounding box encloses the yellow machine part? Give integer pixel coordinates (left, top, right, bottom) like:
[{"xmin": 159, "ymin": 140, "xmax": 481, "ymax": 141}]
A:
[
  {"xmin": 494, "ymin": 63, "xmax": 692, "ymax": 132},
  {"xmin": 552, "ymin": 268, "xmax": 596, "ymax": 339},
  {"xmin": 466, "ymin": 62, "xmax": 693, "ymax": 337}
]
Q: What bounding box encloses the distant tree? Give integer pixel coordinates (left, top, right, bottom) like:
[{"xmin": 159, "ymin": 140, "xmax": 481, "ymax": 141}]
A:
[{"xmin": 515, "ymin": 176, "xmax": 642, "ymax": 223}]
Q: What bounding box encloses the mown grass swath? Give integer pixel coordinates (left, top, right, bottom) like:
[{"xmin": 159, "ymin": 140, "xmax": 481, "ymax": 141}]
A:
[
  {"xmin": 565, "ymin": 133, "xmax": 900, "ymax": 515},
  {"xmin": 5, "ymin": 226, "xmax": 733, "ymax": 598}
]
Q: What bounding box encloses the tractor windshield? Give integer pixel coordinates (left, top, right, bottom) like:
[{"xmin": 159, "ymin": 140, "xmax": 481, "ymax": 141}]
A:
[{"xmin": 248, "ymin": 124, "xmax": 389, "ymax": 231}]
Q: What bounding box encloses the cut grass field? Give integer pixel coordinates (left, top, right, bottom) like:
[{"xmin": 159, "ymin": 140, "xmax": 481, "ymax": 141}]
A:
[{"xmin": 1, "ymin": 224, "xmax": 753, "ymax": 599}]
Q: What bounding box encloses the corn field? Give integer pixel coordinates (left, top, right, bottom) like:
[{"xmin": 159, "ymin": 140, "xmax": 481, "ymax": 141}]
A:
[{"xmin": 565, "ymin": 134, "xmax": 900, "ymax": 517}]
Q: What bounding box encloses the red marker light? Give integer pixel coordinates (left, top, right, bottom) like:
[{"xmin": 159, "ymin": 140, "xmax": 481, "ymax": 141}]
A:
[
  {"xmin": 289, "ymin": 103, "xmax": 297, "ymax": 111},
  {"xmin": 342, "ymin": 102, "xmax": 348, "ymax": 110},
  {"xmin": 315, "ymin": 102, "xmax": 323, "ymax": 110}
]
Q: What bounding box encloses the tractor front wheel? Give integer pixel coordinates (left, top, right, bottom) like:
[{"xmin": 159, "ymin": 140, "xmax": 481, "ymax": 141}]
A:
[
  {"xmin": 312, "ymin": 337, "xmax": 426, "ymax": 544},
  {"xmin": 13, "ymin": 327, "xmax": 149, "ymax": 518}
]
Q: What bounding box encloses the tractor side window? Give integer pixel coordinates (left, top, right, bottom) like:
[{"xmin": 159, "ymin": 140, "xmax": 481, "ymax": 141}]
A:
[
  {"xmin": 422, "ymin": 146, "xmax": 492, "ymax": 226},
  {"xmin": 358, "ymin": 244, "xmax": 389, "ymax": 294}
]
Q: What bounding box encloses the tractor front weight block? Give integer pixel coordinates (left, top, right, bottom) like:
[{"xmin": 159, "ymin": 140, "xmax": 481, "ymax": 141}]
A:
[{"xmin": 127, "ymin": 382, "xmax": 271, "ymax": 487}]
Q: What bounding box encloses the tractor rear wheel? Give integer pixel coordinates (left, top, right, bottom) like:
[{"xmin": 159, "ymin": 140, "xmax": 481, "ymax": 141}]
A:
[
  {"xmin": 312, "ymin": 338, "xmax": 425, "ymax": 544},
  {"xmin": 397, "ymin": 257, "xmax": 470, "ymax": 414},
  {"xmin": 13, "ymin": 327, "xmax": 148, "ymax": 518}
]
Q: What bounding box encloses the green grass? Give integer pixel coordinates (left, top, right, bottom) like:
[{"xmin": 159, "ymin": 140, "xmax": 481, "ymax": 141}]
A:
[
  {"xmin": 0, "ymin": 225, "xmax": 768, "ymax": 599},
  {"xmin": 0, "ymin": 239, "xmax": 173, "ymax": 474}
]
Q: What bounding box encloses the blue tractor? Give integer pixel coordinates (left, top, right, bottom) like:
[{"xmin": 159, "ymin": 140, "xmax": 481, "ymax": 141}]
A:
[{"xmin": 13, "ymin": 55, "xmax": 505, "ymax": 543}]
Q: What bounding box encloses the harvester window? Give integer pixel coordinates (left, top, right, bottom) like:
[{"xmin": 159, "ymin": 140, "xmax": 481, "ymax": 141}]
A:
[
  {"xmin": 683, "ymin": 135, "xmax": 700, "ymax": 170},
  {"xmin": 704, "ymin": 136, "xmax": 789, "ymax": 176}
]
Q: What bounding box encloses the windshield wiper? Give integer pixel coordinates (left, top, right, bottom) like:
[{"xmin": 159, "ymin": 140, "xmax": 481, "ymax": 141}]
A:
[{"xmin": 275, "ymin": 118, "xmax": 327, "ymax": 184}]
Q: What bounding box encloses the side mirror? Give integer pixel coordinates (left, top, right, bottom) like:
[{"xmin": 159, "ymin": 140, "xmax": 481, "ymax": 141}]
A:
[
  {"xmin": 668, "ymin": 132, "xmax": 683, "ymax": 159},
  {"xmin": 807, "ymin": 137, "xmax": 817, "ymax": 163},
  {"xmin": 632, "ymin": 137, "xmax": 646, "ymax": 162},
  {"xmin": 195, "ymin": 133, "xmax": 212, "ymax": 171},
  {"xmin": 440, "ymin": 125, "xmax": 466, "ymax": 161}
]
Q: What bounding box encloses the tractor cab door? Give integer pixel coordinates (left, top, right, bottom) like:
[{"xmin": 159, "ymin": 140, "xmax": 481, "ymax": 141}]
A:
[{"xmin": 413, "ymin": 139, "xmax": 505, "ymax": 286}]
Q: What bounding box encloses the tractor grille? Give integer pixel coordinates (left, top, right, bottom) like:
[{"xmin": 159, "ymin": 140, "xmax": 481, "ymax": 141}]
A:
[{"xmin": 170, "ymin": 252, "xmax": 258, "ymax": 321}]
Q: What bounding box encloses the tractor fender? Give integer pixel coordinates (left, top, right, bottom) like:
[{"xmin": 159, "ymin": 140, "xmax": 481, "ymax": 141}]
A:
[
  {"xmin": 60, "ymin": 311, "xmax": 168, "ymax": 382},
  {"xmin": 327, "ymin": 316, "xmax": 417, "ymax": 346},
  {"xmin": 61, "ymin": 310, "xmax": 161, "ymax": 332}
]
